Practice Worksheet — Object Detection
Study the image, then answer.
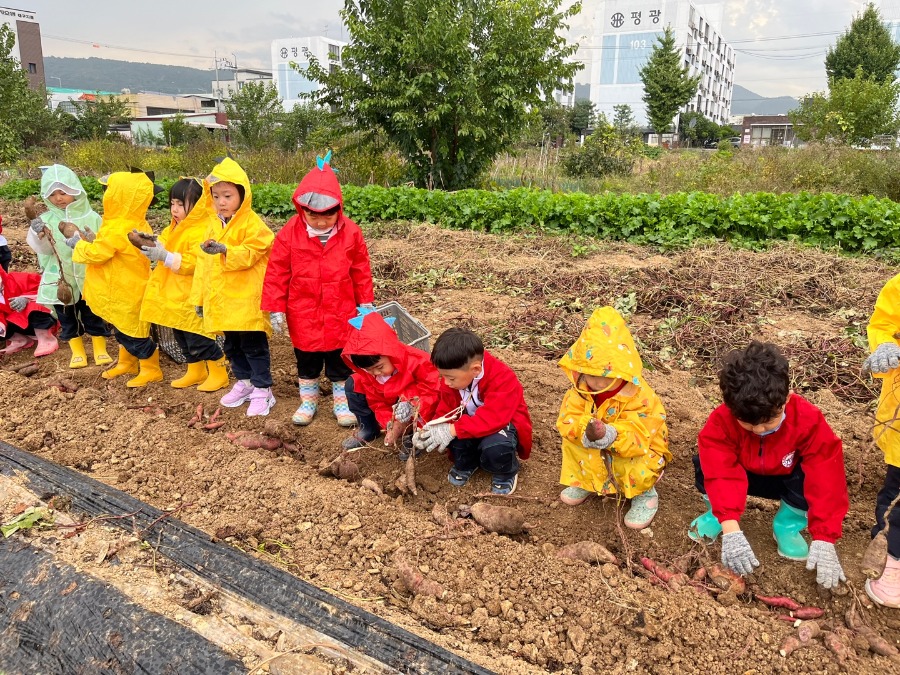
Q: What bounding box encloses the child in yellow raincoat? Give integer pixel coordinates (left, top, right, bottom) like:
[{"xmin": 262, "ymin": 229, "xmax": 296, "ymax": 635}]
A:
[
  {"xmin": 67, "ymin": 171, "xmax": 161, "ymax": 388},
  {"xmin": 556, "ymin": 306, "xmax": 671, "ymax": 529},
  {"xmin": 139, "ymin": 178, "xmax": 228, "ymax": 391},
  {"xmin": 190, "ymin": 158, "xmax": 275, "ymax": 417},
  {"xmin": 862, "ymin": 275, "xmax": 900, "ymax": 608}
]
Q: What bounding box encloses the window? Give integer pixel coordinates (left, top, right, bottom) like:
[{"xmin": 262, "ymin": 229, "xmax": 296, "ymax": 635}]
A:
[
  {"xmin": 329, "ymin": 63, "xmax": 339, "ymax": 75},
  {"xmin": 328, "ymin": 44, "xmax": 341, "ymax": 62},
  {"xmin": 27, "ymin": 63, "xmax": 36, "ymax": 74}
]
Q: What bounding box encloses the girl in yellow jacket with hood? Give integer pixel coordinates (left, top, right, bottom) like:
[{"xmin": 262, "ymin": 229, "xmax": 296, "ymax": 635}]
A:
[
  {"xmin": 557, "ymin": 306, "xmax": 672, "ymax": 529},
  {"xmin": 190, "ymin": 158, "xmax": 275, "ymax": 417},
  {"xmin": 139, "ymin": 178, "xmax": 228, "ymax": 391},
  {"xmin": 66, "ymin": 171, "xmax": 162, "ymax": 388}
]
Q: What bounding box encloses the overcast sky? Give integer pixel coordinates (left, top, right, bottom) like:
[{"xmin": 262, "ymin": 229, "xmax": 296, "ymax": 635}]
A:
[{"xmin": 18, "ymin": 0, "xmax": 889, "ymax": 99}]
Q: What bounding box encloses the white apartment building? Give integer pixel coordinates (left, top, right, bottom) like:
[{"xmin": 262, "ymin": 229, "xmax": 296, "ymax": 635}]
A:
[
  {"xmin": 1, "ymin": 5, "xmax": 43, "ymax": 89},
  {"xmin": 271, "ymin": 36, "xmax": 347, "ymax": 110},
  {"xmin": 566, "ymin": 1, "xmax": 735, "ymax": 127}
]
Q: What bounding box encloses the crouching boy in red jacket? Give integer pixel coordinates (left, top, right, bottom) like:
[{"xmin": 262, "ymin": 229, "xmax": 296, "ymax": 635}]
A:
[
  {"xmin": 690, "ymin": 341, "xmax": 848, "ymax": 589},
  {"xmin": 340, "ymin": 309, "xmax": 441, "ymax": 457},
  {"xmin": 413, "ymin": 327, "xmax": 532, "ymax": 495},
  {"xmin": 0, "ymin": 267, "xmax": 58, "ymax": 356}
]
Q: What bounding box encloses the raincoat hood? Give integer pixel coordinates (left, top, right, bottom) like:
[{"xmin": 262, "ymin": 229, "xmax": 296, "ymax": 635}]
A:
[
  {"xmin": 102, "ymin": 172, "xmax": 155, "ymax": 222},
  {"xmin": 40, "ymin": 164, "xmax": 94, "ymax": 223},
  {"xmin": 205, "ymin": 157, "xmax": 253, "ymax": 223},
  {"xmin": 558, "ymin": 306, "xmax": 643, "ymax": 394},
  {"xmin": 342, "ymin": 311, "xmax": 406, "ymax": 364},
  {"xmin": 292, "ymin": 157, "xmax": 343, "ymax": 215}
]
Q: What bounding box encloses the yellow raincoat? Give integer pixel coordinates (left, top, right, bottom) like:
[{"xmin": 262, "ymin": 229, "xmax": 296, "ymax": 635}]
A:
[
  {"xmin": 189, "ymin": 158, "xmax": 274, "ymax": 335},
  {"xmin": 867, "ymin": 273, "xmax": 900, "ymax": 468},
  {"xmin": 557, "ymin": 307, "xmax": 671, "ymax": 498},
  {"xmin": 71, "ymin": 172, "xmax": 153, "ymax": 338},
  {"xmin": 140, "ymin": 182, "xmax": 217, "ymax": 337}
]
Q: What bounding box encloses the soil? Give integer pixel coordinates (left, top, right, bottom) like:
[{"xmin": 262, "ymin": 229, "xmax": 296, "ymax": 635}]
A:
[{"xmin": 1, "ymin": 198, "xmax": 899, "ymax": 674}]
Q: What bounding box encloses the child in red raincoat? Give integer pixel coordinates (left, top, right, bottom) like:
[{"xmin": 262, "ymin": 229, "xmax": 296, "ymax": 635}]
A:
[
  {"xmin": 340, "ymin": 309, "xmax": 440, "ymax": 457},
  {"xmin": 0, "ymin": 267, "xmax": 58, "ymax": 356},
  {"xmin": 261, "ymin": 152, "xmax": 374, "ymax": 428}
]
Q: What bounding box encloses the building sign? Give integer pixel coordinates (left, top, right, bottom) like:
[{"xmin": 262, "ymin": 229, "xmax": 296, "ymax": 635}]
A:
[
  {"xmin": 607, "ymin": 3, "xmax": 663, "ymax": 30},
  {"xmin": 0, "ymin": 7, "xmax": 36, "ymax": 20}
]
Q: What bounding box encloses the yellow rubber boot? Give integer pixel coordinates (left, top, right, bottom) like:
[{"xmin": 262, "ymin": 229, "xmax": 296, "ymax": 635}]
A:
[
  {"xmin": 197, "ymin": 357, "xmax": 229, "ymax": 392},
  {"xmin": 127, "ymin": 349, "xmax": 164, "ymax": 388},
  {"xmin": 91, "ymin": 336, "xmax": 113, "ymax": 366},
  {"xmin": 102, "ymin": 346, "xmax": 138, "ymax": 379},
  {"xmin": 68, "ymin": 336, "xmax": 88, "ymax": 369},
  {"xmin": 171, "ymin": 361, "xmax": 208, "ymax": 389}
]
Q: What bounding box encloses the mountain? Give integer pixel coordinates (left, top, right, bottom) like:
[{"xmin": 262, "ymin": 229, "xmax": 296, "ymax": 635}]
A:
[
  {"xmin": 43, "ymin": 57, "xmax": 231, "ymax": 95},
  {"xmin": 730, "ymin": 84, "xmax": 799, "ymax": 117}
]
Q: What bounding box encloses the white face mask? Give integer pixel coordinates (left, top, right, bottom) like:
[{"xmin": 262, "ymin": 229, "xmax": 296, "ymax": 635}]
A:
[
  {"xmin": 756, "ymin": 412, "xmax": 786, "ymax": 436},
  {"xmin": 375, "ymin": 373, "xmax": 393, "ymax": 384},
  {"xmin": 307, "ymin": 224, "xmax": 334, "ymax": 236}
]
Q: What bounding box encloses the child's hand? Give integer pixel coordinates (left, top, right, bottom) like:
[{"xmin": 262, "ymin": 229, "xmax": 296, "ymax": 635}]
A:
[
  {"xmin": 864, "ymin": 342, "xmax": 900, "ymax": 374},
  {"xmin": 63, "ymin": 231, "xmax": 81, "ymax": 249},
  {"xmin": 29, "ymin": 218, "xmax": 45, "ymax": 235},
  {"xmin": 9, "ymin": 297, "xmax": 27, "ymax": 312},
  {"xmin": 392, "ymin": 400, "xmax": 414, "ymax": 423},
  {"xmin": 200, "ymin": 239, "xmax": 227, "ymax": 255},
  {"xmin": 585, "ymin": 419, "xmax": 607, "ymax": 442}
]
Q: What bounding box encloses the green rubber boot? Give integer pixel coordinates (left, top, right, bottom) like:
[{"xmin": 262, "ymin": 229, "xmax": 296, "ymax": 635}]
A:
[
  {"xmin": 773, "ymin": 501, "xmax": 809, "ymax": 560},
  {"xmin": 688, "ymin": 495, "xmax": 723, "ymax": 541}
]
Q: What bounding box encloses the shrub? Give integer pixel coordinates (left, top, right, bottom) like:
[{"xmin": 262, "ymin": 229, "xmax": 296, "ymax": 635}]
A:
[{"xmin": 563, "ymin": 122, "xmax": 642, "ymax": 178}]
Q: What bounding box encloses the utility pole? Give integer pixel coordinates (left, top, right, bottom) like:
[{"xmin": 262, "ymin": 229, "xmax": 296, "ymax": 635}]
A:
[{"xmin": 214, "ymin": 51, "xmax": 221, "ymax": 113}]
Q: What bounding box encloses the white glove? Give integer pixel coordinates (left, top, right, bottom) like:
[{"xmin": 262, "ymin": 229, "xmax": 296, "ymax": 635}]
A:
[
  {"xmin": 9, "ymin": 297, "xmax": 28, "ymax": 312},
  {"xmin": 864, "ymin": 342, "xmax": 900, "ymax": 374},
  {"xmin": 29, "ymin": 218, "xmax": 45, "ymax": 234},
  {"xmin": 581, "ymin": 423, "xmax": 617, "ymax": 450},
  {"xmin": 416, "ymin": 423, "xmax": 454, "ymax": 453},
  {"xmin": 806, "ymin": 540, "xmax": 846, "ymax": 589},
  {"xmin": 270, "ymin": 312, "xmax": 286, "ymax": 334},
  {"xmin": 140, "ymin": 242, "xmax": 170, "ymax": 264},
  {"xmin": 721, "ymin": 531, "xmax": 760, "ymax": 576},
  {"xmin": 393, "ymin": 400, "xmax": 414, "ymax": 423}
]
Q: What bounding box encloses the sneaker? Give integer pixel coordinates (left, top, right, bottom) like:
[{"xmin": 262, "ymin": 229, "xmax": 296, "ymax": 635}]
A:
[
  {"xmin": 246, "ymin": 387, "xmax": 276, "ymax": 417},
  {"xmin": 220, "ymin": 380, "xmax": 254, "ymax": 408},
  {"xmin": 491, "ymin": 474, "xmax": 518, "ymax": 496},
  {"xmin": 624, "ymin": 487, "xmax": 659, "ymax": 529},
  {"xmin": 865, "ymin": 554, "xmax": 900, "ymax": 609},
  {"xmin": 342, "ymin": 427, "xmax": 379, "ymax": 450},
  {"xmin": 448, "ymin": 467, "xmax": 476, "ymax": 487},
  {"xmin": 560, "ymin": 486, "xmax": 592, "ymax": 506}
]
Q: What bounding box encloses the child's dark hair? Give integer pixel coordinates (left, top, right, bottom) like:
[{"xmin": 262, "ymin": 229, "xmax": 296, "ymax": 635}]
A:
[
  {"xmin": 719, "ymin": 341, "xmax": 790, "ymax": 425},
  {"xmin": 169, "ymin": 178, "xmax": 203, "ymax": 215},
  {"xmin": 350, "ymin": 353, "xmax": 380, "ymax": 368},
  {"xmin": 431, "ymin": 327, "xmax": 484, "ymax": 370}
]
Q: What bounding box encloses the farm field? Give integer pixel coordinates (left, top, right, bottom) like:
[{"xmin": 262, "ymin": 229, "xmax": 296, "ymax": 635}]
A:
[{"xmin": 1, "ymin": 197, "xmax": 899, "ymax": 674}]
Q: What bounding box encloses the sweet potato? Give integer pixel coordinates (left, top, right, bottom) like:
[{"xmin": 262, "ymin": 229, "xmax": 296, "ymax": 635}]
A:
[
  {"xmin": 844, "ymin": 604, "xmax": 865, "ymax": 632},
  {"xmin": 755, "ymin": 593, "xmax": 801, "ymax": 611},
  {"xmin": 203, "ymin": 421, "xmax": 226, "ymax": 430},
  {"xmin": 862, "ymin": 632, "xmax": 900, "ymax": 657},
  {"xmin": 862, "ymin": 530, "xmax": 888, "ymax": 579},
  {"xmin": 790, "ymin": 607, "xmax": 824, "ymax": 620},
  {"xmin": 469, "ymin": 501, "xmax": 529, "ymax": 535},
  {"xmin": 23, "ymin": 196, "xmax": 41, "ymax": 221},
  {"xmin": 404, "ymin": 455, "xmax": 418, "ymax": 496},
  {"xmin": 823, "ymin": 631, "xmax": 851, "ymax": 663},
  {"xmin": 47, "ymin": 378, "xmax": 80, "ymax": 393},
  {"xmin": 395, "ymin": 558, "xmax": 446, "ymax": 599},
  {"xmin": 779, "ymin": 634, "xmax": 804, "ymax": 657},
  {"xmin": 187, "ymin": 403, "xmax": 204, "ymax": 428},
  {"xmin": 15, "ymin": 364, "xmax": 39, "ymax": 377},
  {"xmin": 796, "ymin": 620, "xmax": 821, "ymax": 643},
  {"xmin": 226, "ymin": 432, "xmax": 282, "ymax": 450},
  {"xmin": 360, "ymin": 478, "xmax": 384, "ymax": 496},
  {"xmin": 56, "ymin": 279, "xmax": 74, "ymax": 304},
  {"xmin": 319, "ymin": 453, "xmax": 359, "ymax": 480},
  {"xmin": 126, "ymin": 230, "xmax": 156, "ymax": 250},
  {"xmin": 691, "ymin": 566, "xmax": 708, "ymax": 582},
  {"xmin": 556, "ymin": 541, "xmax": 618, "ymax": 565},
  {"xmin": 706, "ymin": 563, "xmax": 746, "ymax": 595},
  {"xmin": 58, "ymin": 221, "xmax": 79, "ymax": 238}
]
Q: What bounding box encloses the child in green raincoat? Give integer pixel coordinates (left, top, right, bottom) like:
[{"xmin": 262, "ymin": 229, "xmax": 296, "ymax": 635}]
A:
[
  {"xmin": 25, "ymin": 164, "xmax": 111, "ymax": 369},
  {"xmin": 556, "ymin": 306, "xmax": 672, "ymax": 528}
]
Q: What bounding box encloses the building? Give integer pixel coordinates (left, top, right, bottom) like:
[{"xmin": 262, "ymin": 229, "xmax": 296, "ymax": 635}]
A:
[
  {"xmin": 1, "ymin": 5, "xmax": 43, "ymax": 89},
  {"xmin": 565, "ymin": 1, "xmax": 735, "ymax": 128},
  {"xmin": 740, "ymin": 115, "xmax": 797, "ymax": 148},
  {"xmin": 211, "ymin": 68, "xmax": 273, "ymax": 100},
  {"xmin": 271, "ymin": 36, "xmax": 346, "ymax": 110},
  {"xmin": 131, "ymin": 113, "xmax": 228, "ymax": 146},
  {"xmin": 48, "ymin": 88, "xmax": 217, "ymax": 118}
]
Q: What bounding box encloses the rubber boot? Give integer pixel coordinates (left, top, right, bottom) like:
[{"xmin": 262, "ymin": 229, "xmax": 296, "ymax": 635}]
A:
[
  {"xmin": 68, "ymin": 336, "xmax": 89, "ymax": 369},
  {"xmin": 102, "ymin": 346, "xmax": 139, "ymax": 379},
  {"xmin": 171, "ymin": 361, "xmax": 208, "ymax": 389},
  {"xmin": 688, "ymin": 495, "xmax": 723, "ymax": 541},
  {"xmin": 0, "ymin": 333, "xmax": 33, "ymax": 354},
  {"xmin": 773, "ymin": 501, "xmax": 809, "ymax": 560},
  {"xmin": 332, "ymin": 380, "xmax": 357, "ymax": 427},
  {"xmin": 126, "ymin": 349, "xmax": 164, "ymax": 388},
  {"xmin": 91, "ymin": 336, "xmax": 113, "ymax": 366},
  {"xmin": 197, "ymin": 357, "xmax": 229, "ymax": 392},
  {"xmin": 33, "ymin": 328, "xmax": 59, "ymax": 357},
  {"xmin": 865, "ymin": 554, "xmax": 900, "ymax": 609},
  {"xmin": 292, "ymin": 378, "xmax": 319, "ymax": 426}
]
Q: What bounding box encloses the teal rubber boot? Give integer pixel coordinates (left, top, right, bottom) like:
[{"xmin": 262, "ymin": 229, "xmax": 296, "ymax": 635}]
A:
[
  {"xmin": 773, "ymin": 501, "xmax": 809, "ymax": 560},
  {"xmin": 688, "ymin": 495, "xmax": 723, "ymax": 542}
]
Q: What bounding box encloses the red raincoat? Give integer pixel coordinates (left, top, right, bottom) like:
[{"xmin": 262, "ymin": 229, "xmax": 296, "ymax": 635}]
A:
[
  {"xmin": 340, "ymin": 312, "xmax": 440, "ymax": 427},
  {"xmin": 0, "ymin": 268, "xmax": 54, "ymax": 335},
  {"xmin": 261, "ymin": 163, "xmax": 374, "ymax": 352},
  {"xmin": 432, "ymin": 351, "xmax": 533, "ymax": 459},
  {"xmin": 697, "ymin": 393, "xmax": 848, "ymax": 543}
]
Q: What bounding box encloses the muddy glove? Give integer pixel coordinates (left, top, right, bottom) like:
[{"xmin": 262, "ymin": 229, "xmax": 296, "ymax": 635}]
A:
[
  {"xmin": 29, "ymin": 218, "xmax": 46, "ymax": 235},
  {"xmin": 393, "ymin": 400, "xmax": 414, "ymax": 423},
  {"xmin": 806, "ymin": 540, "xmax": 846, "ymax": 589},
  {"xmin": 417, "ymin": 423, "xmax": 454, "ymax": 453},
  {"xmin": 140, "ymin": 241, "xmax": 170, "ymax": 264},
  {"xmin": 63, "ymin": 231, "xmax": 81, "ymax": 249},
  {"xmin": 194, "ymin": 305, "xmax": 204, "ymax": 318},
  {"xmin": 864, "ymin": 342, "xmax": 900, "ymax": 374},
  {"xmin": 9, "ymin": 297, "xmax": 28, "ymax": 312},
  {"xmin": 200, "ymin": 239, "xmax": 226, "ymax": 255},
  {"xmin": 270, "ymin": 312, "xmax": 286, "ymax": 334},
  {"xmin": 582, "ymin": 420, "xmax": 617, "ymax": 450},
  {"xmin": 721, "ymin": 531, "xmax": 760, "ymax": 576}
]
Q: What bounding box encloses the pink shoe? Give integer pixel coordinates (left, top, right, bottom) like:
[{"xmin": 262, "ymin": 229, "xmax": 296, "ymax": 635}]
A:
[
  {"xmin": 866, "ymin": 554, "xmax": 900, "ymax": 609},
  {"xmin": 220, "ymin": 380, "xmax": 254, "ymax": 407},
  {"xmin": 247, "ymin": 387, "xmax": 275, "ymax": 417},
  {"xmin": 33, "ymin": 328, "xmax": 59, "ymax": 357},
  {"xmin": 1, "ymin": 333, "xmax": 34, "ymax": 354}
]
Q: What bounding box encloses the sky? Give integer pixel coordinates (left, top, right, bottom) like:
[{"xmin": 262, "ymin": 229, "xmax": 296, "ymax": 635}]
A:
[{"xmin": 12, "ymin": 0, "xmax": 892, "ymax": 99}]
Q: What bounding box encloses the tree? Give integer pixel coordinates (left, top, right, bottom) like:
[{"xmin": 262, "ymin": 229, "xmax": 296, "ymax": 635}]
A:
[
  {"xmin": 825, "ymin": 3, "xmax": 900, "ymax": 83},
  {"xmin": 562, "ymin": 116, "xmax": 641, "ymax": 178},
  {"xmin": 569, "ymin": 99, "xmax": 596, "ymax": 137},
  {"xmin": 789, "ymin": 68, "xmax": 900, "ymax": 145},
  {"xmin": 224, "ymin": 81, "xmax": 283, "ymax": 151},
  {"xmin": 161, "ymin": 112, "xmax": 204, "ymax": 147},
  {"xmin": 612, "ymin": 104, "xmax": 640, "ymax": 140},
  {"xmin": 640, "ymin": 26, "xmax": 701, "ymax": 146},
  {"xmin": 540, "ymin": 101, "xmax": 571, "ymax": 144},
  {"xmin": 678, "ymin": 111, "xmax": 721, "ymax": 147},
  {"xmin": 72, "ymin": 95, "xmax": 132, "ymax": 140},
  {"xmin": 298, "ymin": 0, "xmax": 581, "ymax": 189}
]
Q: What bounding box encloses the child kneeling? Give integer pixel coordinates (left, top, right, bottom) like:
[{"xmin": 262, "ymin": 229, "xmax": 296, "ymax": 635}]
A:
[
  {"xmin": 413, "ymin": 327, "xmax": 532, "ymax": 496},
  {"xmin": 556, "ymin": 307, "xmax": 670, "ymax": 529},
  {"xmin": 340, "ymin": 310, "xmax": 439, "ymax": 457},
  {"xmin": 691, "ymin": 341, "xmax": 848, "ymax": 589}
]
